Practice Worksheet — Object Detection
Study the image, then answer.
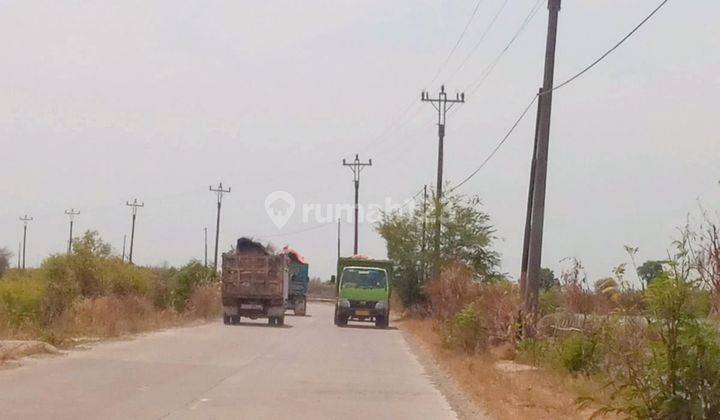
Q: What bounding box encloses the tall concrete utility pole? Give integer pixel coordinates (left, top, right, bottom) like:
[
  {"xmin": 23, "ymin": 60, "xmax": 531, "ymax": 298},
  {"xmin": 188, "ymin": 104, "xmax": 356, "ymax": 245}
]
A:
[
  {"xmin": 121, "ymin": 235, "xmax": 127, "ymax": 262},
  {"xmin": 204, "ymin": 227, "xmax": 208, "ymax": 268},
  {"xmin": 209, "ymin": 182, "xmax": 231, "ymax": 272},
  {"xmin": 19, "ymin": 215, "xmax": 33, "ymax": 270},
  {"xmin": 125, "ymin": 199, "xmax": 144, "ymax": 264},
  {"xmin": 421, "ymin": 184, "xmax": 428, "ymax": 282},
  {"xmin": 524, "ymin": 0, "xmax": 562, "ymax": 335},
  {"xmin": 520, "ymin": 88, "xmax": 544, "ymax": 298},
  {"xmin": 64, "ymin": 208, "xmax": 80, "ymax": 254},
  {"xmin": 421, "ymin": 85, "xmax": 465, "ymax": 276},
  {"xmin": 342, "ymin": 154, "xmax": 372, "ymax": 255}
]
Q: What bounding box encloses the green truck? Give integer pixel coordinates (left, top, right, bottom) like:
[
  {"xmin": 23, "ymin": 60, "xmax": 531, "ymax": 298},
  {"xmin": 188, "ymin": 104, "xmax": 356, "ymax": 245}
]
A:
[{"xmin": 333, "ymin": 257, "xmax": 393, "ymax": 328}]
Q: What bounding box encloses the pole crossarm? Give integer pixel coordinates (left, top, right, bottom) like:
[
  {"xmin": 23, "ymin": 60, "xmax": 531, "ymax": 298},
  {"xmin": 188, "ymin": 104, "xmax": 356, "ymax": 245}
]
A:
[
  {"xmin": 342, "ymin": 154, "xmax": 372, "ymax": 182},
  {"xmin": 126, "ymin": 199, "xmax": 145, "ymax": 215},
  {"xmin": 64, "ymin": 208, "xmax": 80, "ymax": 220}
]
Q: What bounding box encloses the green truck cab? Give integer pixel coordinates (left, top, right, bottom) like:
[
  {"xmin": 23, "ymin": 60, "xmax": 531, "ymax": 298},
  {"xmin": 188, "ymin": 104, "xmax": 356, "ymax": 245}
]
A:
[{"xmin": 333, "ymin": 257, "xmax": 393, "ymax": 328}]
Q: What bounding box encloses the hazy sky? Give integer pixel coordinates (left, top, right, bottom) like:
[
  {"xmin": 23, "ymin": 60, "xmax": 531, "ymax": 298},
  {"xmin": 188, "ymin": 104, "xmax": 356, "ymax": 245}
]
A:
[{"xmin": 1, "ymin": 0, "xmax": 718, "ymax": 282}]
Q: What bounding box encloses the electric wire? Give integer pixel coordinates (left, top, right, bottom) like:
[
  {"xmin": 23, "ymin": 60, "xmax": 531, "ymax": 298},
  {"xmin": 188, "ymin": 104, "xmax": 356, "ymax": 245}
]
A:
[{"xmin": 449, "ymin": 0, "xmax": 672, "ymax": 192}]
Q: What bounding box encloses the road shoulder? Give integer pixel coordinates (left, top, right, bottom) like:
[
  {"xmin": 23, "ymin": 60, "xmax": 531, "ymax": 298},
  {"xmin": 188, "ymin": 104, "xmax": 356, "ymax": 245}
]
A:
[{"xmin": 400, "ymin": 322, "xmax": 491, "ymax": 420}]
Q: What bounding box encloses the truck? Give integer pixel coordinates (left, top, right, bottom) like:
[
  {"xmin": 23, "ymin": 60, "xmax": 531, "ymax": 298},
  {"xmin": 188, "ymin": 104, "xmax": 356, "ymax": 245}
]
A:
[
  {"xmin": 222, "ymin": 238, "xmax": 289, "ymax": 326},
  {"xmin": 284, "ymin": 246, "xmax": 308, "ymax": 316},
  {"xmin": 333, "ymin": 256, "xmax": 393, "ymax": 328}
]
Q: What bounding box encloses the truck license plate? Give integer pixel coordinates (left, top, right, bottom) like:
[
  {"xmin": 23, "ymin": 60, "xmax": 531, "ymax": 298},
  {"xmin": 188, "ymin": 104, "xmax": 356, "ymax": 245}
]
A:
[
  {"xmin": 355, "ymin": 309, "xmax": 370, "ymax": 317},
  {"xmin": 240, "ymin": 304, "xmax": 263, "ymax": 310}
]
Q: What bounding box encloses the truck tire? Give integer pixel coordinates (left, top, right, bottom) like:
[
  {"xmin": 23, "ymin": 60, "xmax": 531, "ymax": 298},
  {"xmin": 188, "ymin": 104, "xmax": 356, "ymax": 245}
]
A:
[
  {"xmin": 277, "ymin": 316, "xmax": 285, "ymax": 326},
  {"xmin": 223, "ymin": 314, "xmax": 231, "ymax": 325},
  {"xmin": 231, "ymin": 315, "xmax": 241, "ymax": 325},
  {"xmin": 375, "ymin": 314, "xmax": 389, "ymax": 328},
  {"xmin": 294, "ymin": 298, "xmax": 307, "ymax": 316},
  {"xmin": 334, "ymin": 308, "xmax": 348, "ymax": 327}
]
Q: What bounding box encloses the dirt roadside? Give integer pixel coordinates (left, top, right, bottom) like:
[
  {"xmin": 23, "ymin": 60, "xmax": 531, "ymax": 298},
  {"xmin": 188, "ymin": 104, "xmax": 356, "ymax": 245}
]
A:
[{"xmin": 398, "ymin": 318, "xmax": 616, "ymax": 420}]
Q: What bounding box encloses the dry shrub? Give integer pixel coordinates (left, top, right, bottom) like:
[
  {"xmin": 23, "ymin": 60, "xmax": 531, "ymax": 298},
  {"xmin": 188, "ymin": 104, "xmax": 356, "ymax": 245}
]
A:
[
  {"xmin": 187, "ymin": 283, "xmax": 221, "ymax": 320},
  {"xmin": 425, "ymin": 262, "xmax": 481, "ymax": 320},
  {"xmin": 427, "ymin": 262, "xmax": 520, "ymax": 351},
  {"xmin": 60, "ymin": 296, "xmax": 181, "ymax": 337}
]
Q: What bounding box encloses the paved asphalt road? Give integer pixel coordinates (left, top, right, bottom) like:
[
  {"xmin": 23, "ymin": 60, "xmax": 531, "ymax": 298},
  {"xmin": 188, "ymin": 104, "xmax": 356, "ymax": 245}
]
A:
[{"xmin": 0, "ymin": 302, "xmax": 457, "ymax": 419}]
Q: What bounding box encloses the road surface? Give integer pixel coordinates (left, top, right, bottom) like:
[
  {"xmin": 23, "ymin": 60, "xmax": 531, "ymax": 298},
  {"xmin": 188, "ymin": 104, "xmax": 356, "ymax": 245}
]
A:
[{"xmin": 0, "ymin": 302, "xmax": 457, "ymax": 419}]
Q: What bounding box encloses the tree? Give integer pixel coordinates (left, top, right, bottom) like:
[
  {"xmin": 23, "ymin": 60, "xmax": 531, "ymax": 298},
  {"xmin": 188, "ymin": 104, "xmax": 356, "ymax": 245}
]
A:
[
  {"xmin": 0, "ymin": 247, "xmax": 12, "ymax": 277},
  {"xmin": 377, "ymin": 190, "xmax": 499, "ymax": 306},
  {"xmin": 539, "ymin": 268, "xmax": 558, "ymax": 291},
  {"xmin": 637, "ymin": 260, "xmax": 665, "ymax": 287}
]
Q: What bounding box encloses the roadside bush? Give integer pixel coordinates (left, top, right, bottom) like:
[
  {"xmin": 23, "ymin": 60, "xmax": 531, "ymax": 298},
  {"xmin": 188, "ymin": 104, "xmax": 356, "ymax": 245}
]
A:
[
  {"xmin": 425, "ymin": 262, "xmax": 480, "ymax": 320},
  {"xmin": 558, "ymin": 334, "xmax": 601, "ymax": 375},
  {"xmin": 0, "ymin": 272, "xmax": 46, "ymax": 329},
  {"xmin": 516, "ymin": 338, "xmax": 554, "ymax": 367},
  {"xmin": 595, "ymin": 277, "xmax": 720, "ymax": 418},
  {"xmin": 187, "ymin": 283, "xmax": 221, "ymax": 320},
  {"xmin": 539, "ymin": 286, "xmax": 562, "ymax": 316},
  {"xmin": 171, "ymin": 261, "xmax": 215, "ymax": 311},
  {"xmin": 442, "ymin": 303, "xmax": 487, "ymax": 353}
]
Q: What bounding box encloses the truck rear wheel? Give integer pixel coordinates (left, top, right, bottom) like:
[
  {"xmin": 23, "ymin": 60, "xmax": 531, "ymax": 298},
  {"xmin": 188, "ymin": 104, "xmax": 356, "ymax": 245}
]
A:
[
  {"xmin": 375, "ymin": 314, "xmax": 389, "ymax": 328},
  {"xmin": 276, "ymin": 316, "xmax": 285, "ymax": 326},
  {"xmin": 231, "ymin": 315, "xmax": 241, "ymax": 325},
  {"xmin": 223, "ymin": 314, "xmax": 231, "ymax": 325}
]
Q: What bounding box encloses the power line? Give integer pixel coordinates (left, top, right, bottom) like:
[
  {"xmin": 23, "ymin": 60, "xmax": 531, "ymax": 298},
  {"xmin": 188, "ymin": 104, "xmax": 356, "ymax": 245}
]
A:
[
  {"xmin": 427, "ymin": 0, "xmax": 487, "ymax": 88},
  {"xmin": 446, "ymin": 0, "xmax": 510, "ymax": 83},
  {"xmin": 450, "ymin": 0, "xmax": 672, "ymax": 192},
  {"xmin": 449, "ymin": 95, "xmax": 538, "ymax": 192},
  {"xmin": 547, "ymin": 0, "xmax": 671, "ymax": 94},
  {"xmin": 465, "ymin": 0, "xmax": 543, "ymax": 97},
  {"xmin": 361, "ymin": 0, "xmax": 497, "ymax": 155}
]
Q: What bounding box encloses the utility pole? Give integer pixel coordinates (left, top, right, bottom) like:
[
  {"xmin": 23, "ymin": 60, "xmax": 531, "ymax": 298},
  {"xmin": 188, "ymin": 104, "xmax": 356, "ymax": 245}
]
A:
[
  {"xmin": 125, "ymin": 199, "xmax": 144, "ymax": 264},
  {"xmin": 524, "ymin": 0, "xmax": 562, "ymax": 335},
  {"xmin": 209, "ymin": 182, "xmax": 231, "ymax": 272},
  {"xmin": 19, "ymin": 215, "xmax": 33, "ymax": 270},
  {"xmin": 421, "ymin": 85, "xmax": 465, "ymax": 276},
  {"xmin": 421, "ymin": 184, "xmax": 428, "ymax": 282},
  {"xmin": 337, "ymin": 219, "xmax": 341, "ymax": 261},
  {"xmin": 204, "ymin": 227, "xmax": 208, "ymax": 268},
  {"xmin": 121, "ymin": 235, "xmax": 127, "ymax": 262},
  {"xmin": 64, "ymin": 208, "xmax": 80, "ymax": 254},
  {"xmin": 342, "ymin": 154, "xmax": 372, "ymax": 255},
  {"xmin": 520, "ymin": 88, "xmax": 544, "ymax": 298},
  {"xmin": 17, "ymin": 242, "xmax": 21, "ymax": 269}
]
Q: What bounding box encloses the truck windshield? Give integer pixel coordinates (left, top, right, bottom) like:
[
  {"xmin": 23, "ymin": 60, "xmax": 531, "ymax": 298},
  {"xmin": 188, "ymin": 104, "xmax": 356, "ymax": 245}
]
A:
[{"xmin": 341, "ymin": 268, "xmax": 387, "ymax": 290}]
